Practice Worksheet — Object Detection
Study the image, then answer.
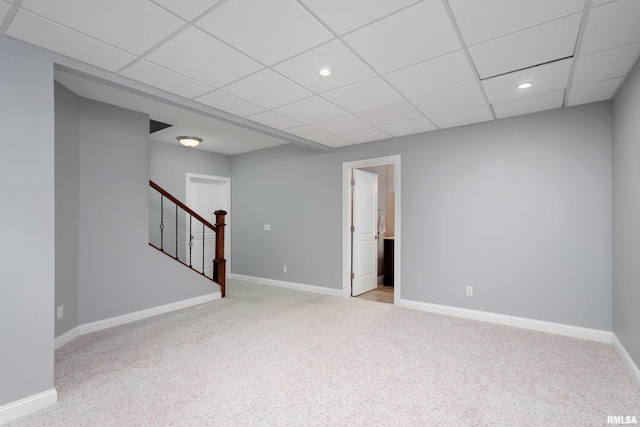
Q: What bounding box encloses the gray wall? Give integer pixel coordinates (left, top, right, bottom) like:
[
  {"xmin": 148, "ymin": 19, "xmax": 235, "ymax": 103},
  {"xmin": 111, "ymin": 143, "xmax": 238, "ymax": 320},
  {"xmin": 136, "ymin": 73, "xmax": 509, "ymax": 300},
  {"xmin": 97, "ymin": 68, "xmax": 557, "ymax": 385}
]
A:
[
  {"xmin": 231, "ymin": 102, "xmax": 613, "ymax": 330},
  {"xmin": 53, "ymin": 85, "xmax": 219, "ymax": 327},
  {"xmin": 76, "ymin": 92, "xmax": 151, "ymax": 323},
  {"xmin": 0, "ymin": 36, "xmax": 55, "ymax": 406},
  {"xmin": 150, "ymin": 140, "xmax": 231, "ymax": 200},
  {"xmin": 55, "ymin": 83, "xmax": 80, "ymax": 337},
  {"xmin": 231, "ymin": 144, "xmax": 344, "ymax": 286},
  {"xmin": 613, "ymin": 58, "xmax": 640, "ymax": 368}
]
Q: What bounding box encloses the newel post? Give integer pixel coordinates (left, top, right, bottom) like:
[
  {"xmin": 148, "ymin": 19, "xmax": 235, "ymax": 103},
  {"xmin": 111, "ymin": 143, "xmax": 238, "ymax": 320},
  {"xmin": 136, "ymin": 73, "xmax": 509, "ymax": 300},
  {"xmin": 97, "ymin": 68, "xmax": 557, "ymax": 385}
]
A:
[{"xmin": 213, "ymin": 210, "xmax": 227, "ymax": 297}]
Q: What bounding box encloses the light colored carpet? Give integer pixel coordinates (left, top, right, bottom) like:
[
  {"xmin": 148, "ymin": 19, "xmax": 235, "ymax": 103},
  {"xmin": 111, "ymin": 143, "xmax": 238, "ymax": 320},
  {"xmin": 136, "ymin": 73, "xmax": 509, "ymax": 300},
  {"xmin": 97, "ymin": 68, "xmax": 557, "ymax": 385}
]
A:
[{"xmin": 9, "ymin": 280, "xmax": 640, "ymax": 426}]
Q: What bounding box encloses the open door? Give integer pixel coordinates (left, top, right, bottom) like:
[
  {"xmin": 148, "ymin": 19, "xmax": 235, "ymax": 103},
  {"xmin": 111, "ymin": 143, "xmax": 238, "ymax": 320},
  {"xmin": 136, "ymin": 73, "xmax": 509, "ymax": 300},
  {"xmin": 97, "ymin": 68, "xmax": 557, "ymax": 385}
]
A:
[{"xmin": 352, "ymin": 169, "xmax": 378, "ymax": 296}]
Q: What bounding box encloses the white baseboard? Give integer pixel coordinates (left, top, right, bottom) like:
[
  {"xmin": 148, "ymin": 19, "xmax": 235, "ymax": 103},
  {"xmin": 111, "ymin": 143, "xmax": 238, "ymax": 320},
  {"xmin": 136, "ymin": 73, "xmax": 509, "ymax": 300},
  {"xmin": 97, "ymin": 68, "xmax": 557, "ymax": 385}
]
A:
[
  {"xmin": 229, "ymin": 274, "xmax": 344, "ymax": 297},
  {"xmin": 229, "ymin": 276, "xmax": 612, "ymax": 343},
  {"xmin": 55, "ymin": 292, "xmax": 220, "ymax": 350},
  {"xmin": 377, "ymin": 275, "xmax": 383, "ymax": 284},
  {"xmin": 397, "ymin": 298, "xmax": 612, "ymax": 343},
  {"xmin": 54, "ymin": 327, "xmax": 80, "ymax": 350},
  {"xmin": 0, "ymin": 389, "xmax": 57, "ymax": 425},
  {"xmin": 612, "ymin": 334, "xmax": 640, "ymax": 390}
]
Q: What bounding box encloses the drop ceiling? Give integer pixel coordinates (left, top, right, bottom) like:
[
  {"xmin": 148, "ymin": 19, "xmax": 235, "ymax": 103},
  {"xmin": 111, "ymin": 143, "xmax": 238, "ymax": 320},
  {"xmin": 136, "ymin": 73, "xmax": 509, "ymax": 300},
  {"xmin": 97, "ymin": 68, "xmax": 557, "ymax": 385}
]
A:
[{"xmin": 2, "ymin": 0, "xmax": 640, "ymax": 153}]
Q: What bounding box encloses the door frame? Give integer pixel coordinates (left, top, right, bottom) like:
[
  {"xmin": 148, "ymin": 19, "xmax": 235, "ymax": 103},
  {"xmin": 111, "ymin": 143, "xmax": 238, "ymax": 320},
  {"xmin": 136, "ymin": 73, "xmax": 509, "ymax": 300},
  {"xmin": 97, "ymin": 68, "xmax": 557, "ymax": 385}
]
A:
[
  {"xmin": 186, "ymin": 173, "xmax": 231, "ymax": 277},
  {"xmin": 342, "ymin": 155, "xmax": 401, "ymax": 303}
]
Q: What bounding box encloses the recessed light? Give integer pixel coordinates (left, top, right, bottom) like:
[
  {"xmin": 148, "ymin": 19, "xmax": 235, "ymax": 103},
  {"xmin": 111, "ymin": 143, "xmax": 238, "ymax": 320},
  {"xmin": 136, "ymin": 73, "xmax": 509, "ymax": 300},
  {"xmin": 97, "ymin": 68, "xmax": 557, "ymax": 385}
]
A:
[
  {"xmin": 517, "ymin": 82, "xmax": 533, "ymax": 90},
  {"xmin": 318, "ymin": 67, "xmax": 333, "ymax": 77},
  {"xmin": 177, "ymin": 136, "xmax": 202, "ymax": 147}
]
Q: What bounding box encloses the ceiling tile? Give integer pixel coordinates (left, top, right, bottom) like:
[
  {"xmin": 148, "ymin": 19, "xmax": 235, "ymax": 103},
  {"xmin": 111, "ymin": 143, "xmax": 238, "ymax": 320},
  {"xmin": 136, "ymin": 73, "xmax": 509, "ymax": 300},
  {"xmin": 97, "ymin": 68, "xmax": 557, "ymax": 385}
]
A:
[
  {"xmin": 196, "ymin": 0, "xmax": 332, "ymax": 65},
  {"xmin": 0, "ymin": 2, "xmax": 10, "ymax": 21},
  {"xmin": 147, "ymin": 28, "xmax": 262, "ymax": 88},
  {"xmin": 313, "ymin": 114, "xmax": 371, "ymax": 134},
  {"xmin": 20, "ymin": 0, "xmax": 184, "ymax": 55},
  {"xmin": 194, "ymin": 90, "xmax": 265, "ymax": 117},
  {"xmin": 572, "ymin": 43, "xmax": 640, "ymax": 86},
  {"xmin": 341, "ymin": 128, "xmax": 392, "ymax": 144},
  {"xmin": 6, "ymin": 10, "xmax": 136, "ymax": 71},
  {"xmin": 355, "ymin": 101, "xmax": 423, "ymax": 127},
  {"xmin": 448, "ymin": 0, "xmax": 586, "ymax": 46},
  {"xmin": 314, "ymin": 135, "xmax": 353, "ymax": 148},
  {"xmin": 592, "ymin": 0, "xmax": 618, "ymax": 6},
  {"xmin": 274, "ymin": 96, "xmax": 346, "ymax": 124},
  {"xmin": 580, "ymin": 0, "xmax": 640, "ymax": 55},
  {"xmin": 567, "ymin": 77, "xmax": 623, "ymax": 106},
  {"xmin": 223, "ymin": 69, "xmax": 312, "ymax": 109},
  {"xmin": 9, "ymin": 0, "xmax": 633, "ymax": 154},
  {"xmin": 285, "ymin": 125, "xmax": 331, "ymax": 140},
  {"xmin": 152, "ymin": 0, "xmax": 221, "ymax": 20},
  {"xmin": 299, "ymin": 0, "xmax": 417, "ymax": 35},
  {"xmin": 469, "ymin": 14, "xmax": 582, "ymax": 79},
  {"xmin": 429, "ymin": 105, "xmax": 493, "ymax": 129},
  {"xmin": 380, "ymin": 118, "xmax": 437, "ymax": 137},
  {"xmin": 492, "ymin": 89, "xmax": 565, "ymax": 119},
  {"xmin": 246, "ymin": 111, "xmax": 302, "ymax": 130},
  {"xmin": 411, "ymin": 84, "xmax": 486, "ymax": 117},
  {"xmin": 322, "ymin": 77, "xmax": 403, "ymax": 113},
  {"xmin": 385, "ymin": 51, "xmax": 477, "ymax": 99},
  {"xmin": 273, "ymin": 40, "xmax": 375, "ymax": 94},
  {"xmin": 120, "ymin": 60, "xmax": 213, "ymax": 99},
  {"xmin": 482, "ymin": 58, "xmax": 572, "ymax": 103},
  {"xmin": 343, "ymin": 1, "xmax": 460, "ymax": 74}
]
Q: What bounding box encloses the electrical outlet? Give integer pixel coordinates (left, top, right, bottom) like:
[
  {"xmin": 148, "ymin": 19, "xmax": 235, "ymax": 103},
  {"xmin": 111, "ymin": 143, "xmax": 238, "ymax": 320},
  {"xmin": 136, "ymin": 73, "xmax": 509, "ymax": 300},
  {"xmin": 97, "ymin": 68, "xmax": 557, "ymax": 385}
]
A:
[
  {"xmin": 466, "ymin": 286, "xmax": 473, "ymax": 297},
  {"xmin": 283, "ymin": 266, "xmax": 287, "ymax": 273},
  {"xmin": 264, "ymin": 224, "xmax": 271, "ymax": 231},
  {"xmin": 57, "ymin": 306, "xmax": 63, "ymax": 319}
]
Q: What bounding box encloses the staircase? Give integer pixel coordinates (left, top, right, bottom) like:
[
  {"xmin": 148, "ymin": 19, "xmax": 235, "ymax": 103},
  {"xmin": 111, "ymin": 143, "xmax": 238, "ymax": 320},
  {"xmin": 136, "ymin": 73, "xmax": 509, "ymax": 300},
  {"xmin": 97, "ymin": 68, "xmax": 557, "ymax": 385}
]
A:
[{"xmin": 148, "ymin": 180, "xmax": 227, "ymax": 297}]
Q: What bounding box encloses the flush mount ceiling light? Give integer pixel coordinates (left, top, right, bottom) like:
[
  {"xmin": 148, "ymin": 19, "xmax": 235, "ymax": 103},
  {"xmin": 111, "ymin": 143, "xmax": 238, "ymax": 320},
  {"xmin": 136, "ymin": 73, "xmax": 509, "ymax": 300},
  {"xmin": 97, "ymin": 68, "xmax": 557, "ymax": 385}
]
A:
[
  {"xmin": 177, "ymin": 136, "xmax": 202, "ymax": 147},
  {"xmin": 318, "ymin": 67, "xmax": 333, "ymax": 77},
  {"xmin": 517, "ymin": 82, "xmax": 534, "ymax": 90}
]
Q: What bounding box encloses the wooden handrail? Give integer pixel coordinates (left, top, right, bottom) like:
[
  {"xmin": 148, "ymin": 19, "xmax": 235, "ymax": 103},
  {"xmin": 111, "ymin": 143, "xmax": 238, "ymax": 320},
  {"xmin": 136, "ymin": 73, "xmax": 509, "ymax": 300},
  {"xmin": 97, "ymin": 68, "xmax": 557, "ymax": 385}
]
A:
[
  {"xmin": 149, "ymin": 180, "xmax": 217, "ymax": 232},
  {"xmin": 150, "ymin": 180, "xmax": 227, "ymax": 297}
]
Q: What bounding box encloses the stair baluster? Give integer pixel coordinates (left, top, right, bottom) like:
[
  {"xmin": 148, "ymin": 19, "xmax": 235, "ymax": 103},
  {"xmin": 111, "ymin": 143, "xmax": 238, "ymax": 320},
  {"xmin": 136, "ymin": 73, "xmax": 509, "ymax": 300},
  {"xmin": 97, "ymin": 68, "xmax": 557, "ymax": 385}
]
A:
[{"xmin": 148, "ymin": 180, "xmax": 226, "ymax": 296}]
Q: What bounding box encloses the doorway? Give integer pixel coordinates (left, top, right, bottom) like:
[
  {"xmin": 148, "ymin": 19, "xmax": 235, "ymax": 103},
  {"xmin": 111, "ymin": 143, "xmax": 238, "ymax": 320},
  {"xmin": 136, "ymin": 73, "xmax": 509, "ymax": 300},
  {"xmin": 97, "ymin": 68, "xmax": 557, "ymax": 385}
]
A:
[
  {"xmin": 186, "ymin": 173, "xmax": 231, "ymax": 279},
  {"xmin": 342, "ymin": 155, "xmax": 401, "ymax": 304}
]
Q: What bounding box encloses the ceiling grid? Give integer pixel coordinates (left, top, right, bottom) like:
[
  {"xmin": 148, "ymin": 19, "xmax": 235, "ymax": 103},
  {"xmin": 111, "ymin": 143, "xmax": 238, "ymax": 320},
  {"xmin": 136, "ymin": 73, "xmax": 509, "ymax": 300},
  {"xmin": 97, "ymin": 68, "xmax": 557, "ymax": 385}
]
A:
[{"xmin": 1, "ymin": 0, "xmax": 639, "ymax": 153}]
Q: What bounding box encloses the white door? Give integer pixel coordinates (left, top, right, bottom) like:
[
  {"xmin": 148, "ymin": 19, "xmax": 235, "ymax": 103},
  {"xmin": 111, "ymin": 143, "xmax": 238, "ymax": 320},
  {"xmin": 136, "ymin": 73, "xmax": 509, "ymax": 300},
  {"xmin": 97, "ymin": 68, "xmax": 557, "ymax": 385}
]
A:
[
  {"xmin": 352, "ymin": 169, "xmax": 378, "ymax": 296},
  {"xmin": 186, "ymin": 174, "xmax": 230, "ymax": 279}
]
